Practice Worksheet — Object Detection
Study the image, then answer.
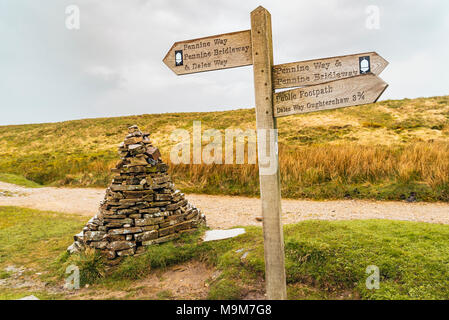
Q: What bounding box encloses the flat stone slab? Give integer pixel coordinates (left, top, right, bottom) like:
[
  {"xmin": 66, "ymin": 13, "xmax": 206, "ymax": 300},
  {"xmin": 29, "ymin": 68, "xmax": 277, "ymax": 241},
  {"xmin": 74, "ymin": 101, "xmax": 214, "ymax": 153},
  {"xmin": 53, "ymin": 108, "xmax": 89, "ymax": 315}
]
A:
[
  {"xmin": 203, "ymin": 228, "xmax": 245, "ymax": 242},
  {"xmin": 18, "ymin": 295, "xmax": 40, "ymax": 300}
]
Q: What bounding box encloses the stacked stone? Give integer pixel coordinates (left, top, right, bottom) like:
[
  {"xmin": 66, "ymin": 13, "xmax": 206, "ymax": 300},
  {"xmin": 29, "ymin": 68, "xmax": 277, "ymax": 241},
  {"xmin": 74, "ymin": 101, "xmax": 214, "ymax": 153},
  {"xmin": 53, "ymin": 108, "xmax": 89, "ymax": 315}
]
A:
[{"xmin": 68, "ymin": 125, "xmax": 206, "ymax": 259}]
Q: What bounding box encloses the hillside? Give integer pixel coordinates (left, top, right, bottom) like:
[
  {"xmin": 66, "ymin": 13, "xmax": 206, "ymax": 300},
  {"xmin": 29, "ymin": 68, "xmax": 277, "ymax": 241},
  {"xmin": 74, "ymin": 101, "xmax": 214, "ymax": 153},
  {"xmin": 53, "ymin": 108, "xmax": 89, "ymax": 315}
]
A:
[{"xmin": 0, "ymin": 95, "xmax": 448, "ymax": 201}]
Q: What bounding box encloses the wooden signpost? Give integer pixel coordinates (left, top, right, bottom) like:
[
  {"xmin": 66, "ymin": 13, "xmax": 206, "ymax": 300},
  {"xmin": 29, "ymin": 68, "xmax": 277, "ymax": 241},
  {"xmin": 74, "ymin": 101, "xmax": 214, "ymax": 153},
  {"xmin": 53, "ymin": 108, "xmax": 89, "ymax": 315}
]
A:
[
  {"xmin": 273, "ymin": 52, "xmax": 388, "ymax": 89},
  {"xmin": 250, "ymin": 7, "xmax": 286, "ymax": 300},
  {"xmin": 163, "ymin": 30, "xmax": 252, "ymax": 75},
  {"xmin": 274, "ymin": 74, "xmax": 388, "ymax": 118},
  {"xmin": 163, "ymin": 6, "xmax": 389, "ymax": 300}
]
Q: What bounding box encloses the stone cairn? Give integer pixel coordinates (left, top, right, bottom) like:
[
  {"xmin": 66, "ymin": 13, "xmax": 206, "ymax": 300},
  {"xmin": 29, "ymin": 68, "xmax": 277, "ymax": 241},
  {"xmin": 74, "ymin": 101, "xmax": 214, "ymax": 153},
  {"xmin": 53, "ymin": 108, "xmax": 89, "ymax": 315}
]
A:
[{"xmin": 68, "ymin": 125, "xmax": 206, "ymax": 260}]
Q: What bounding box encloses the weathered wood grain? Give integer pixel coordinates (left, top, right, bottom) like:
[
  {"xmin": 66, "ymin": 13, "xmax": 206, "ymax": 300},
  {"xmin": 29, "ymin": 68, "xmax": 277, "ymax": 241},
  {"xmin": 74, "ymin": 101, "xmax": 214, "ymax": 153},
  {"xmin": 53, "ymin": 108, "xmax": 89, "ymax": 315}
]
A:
[
  {"xmin": 274, "ymin": 74, "xmax": 388, "ymax": 118},
  {"xmin": 163, "ymin": 30, "xmax": 252, "ymax": 75},
  {"xmin": 251, "ymin": 6, "xmax": 287, "ymax": 300},
  {"xmin": 273, "ymin": 52, "xmax": 388, "ymax": 89}
]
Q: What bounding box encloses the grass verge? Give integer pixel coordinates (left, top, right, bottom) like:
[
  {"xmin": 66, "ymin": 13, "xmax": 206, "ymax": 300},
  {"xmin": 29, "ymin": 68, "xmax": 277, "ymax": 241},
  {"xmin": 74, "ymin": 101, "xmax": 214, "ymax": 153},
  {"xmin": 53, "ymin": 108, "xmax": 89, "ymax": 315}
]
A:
[
  {"xmin": 0, "ymin": 206, "xmax": 85, "ymax": 272},
  {"xmin": 59, "ymin": 221, "xmax": 449, "ymax": 300},
  {"xmin": 1, "ymin": 206, "xmax": 449, "ymax": 300},
  {"xmin": 0, "ymin": 173, "xmax": 42, "ymax": 188}
]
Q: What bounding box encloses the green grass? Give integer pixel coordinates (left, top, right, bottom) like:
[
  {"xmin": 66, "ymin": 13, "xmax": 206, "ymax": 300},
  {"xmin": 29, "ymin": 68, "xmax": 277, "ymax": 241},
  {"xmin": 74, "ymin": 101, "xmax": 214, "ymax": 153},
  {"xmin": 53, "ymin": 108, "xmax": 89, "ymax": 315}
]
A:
[
  {"xmin": 0, "ymin": 173, "xmax": 41, "ymax": 188},
  {"xmin": 208, "ymin": 279, "xmax": 243, "ymax": 300},
  {"xmin": 0, "ymin": 206, "xmax": 85, "ymax": 270},
  {"xmin": 2, "ymin": 206, "xmax": 449, "ymax": 300},
  {"xmin": 156, "ymin": 290, "xmax": 174, "ymax": 300},
  {"xmin": 63, "ymin": 221, "xmax": 449, "ymax": 300},
  {"xmin": 0, "ymin": 206, "xmax": 86, "ymax": 299},
  {"xmin": 0, "ymin": 288, "xmax": 62, "ymax": 300},
  {"xmin": 283, "ymin": 220, "xmax": 449, "ymax": 299},
  {"xmin": 0, "ymin": 270, "xmax": 11, "ymax": 279}
]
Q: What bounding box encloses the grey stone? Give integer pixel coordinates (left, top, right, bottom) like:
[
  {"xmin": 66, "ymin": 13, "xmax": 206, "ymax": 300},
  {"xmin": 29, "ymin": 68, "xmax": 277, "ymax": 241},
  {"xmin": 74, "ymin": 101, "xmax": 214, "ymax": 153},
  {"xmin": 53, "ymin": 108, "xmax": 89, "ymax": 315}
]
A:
[
  {"xmin": 203, "ymin": 228, "xmax": 245, "ymax": 242},
  {"xmin": 90, "ymin": 241, "xmax": 108, "ymax": 250},
  {"xmin": 18, "ymin": 295, "xmax": 39, "ymax": 300},
  {"xmin": 84, "ymin": 231, "xmax": 105, "ymax": 241},
  {"xmin": 135, "ymin": 216, "xmax": 164, "ymax": 226},
  {"xmin": 142, "ymin": 233, "xmax": 180, "ymax": 246},
  {"xmin": 108, "ymin": 241, "xmax": 135, "ymax": 251},
  {"xmin": 67, "ymin": 241, "xmax": 82, "ymax": 254},
  {"xmin": 117, "ymin": 248, "xmax": 135, "ymax": 257},
  {"xmin": 108, "ymin": 227, "xmax": 142, "ymax": 235},
  {"xmin": 134, "ymin": 230, "xmax": 158, "ymax": 242}
]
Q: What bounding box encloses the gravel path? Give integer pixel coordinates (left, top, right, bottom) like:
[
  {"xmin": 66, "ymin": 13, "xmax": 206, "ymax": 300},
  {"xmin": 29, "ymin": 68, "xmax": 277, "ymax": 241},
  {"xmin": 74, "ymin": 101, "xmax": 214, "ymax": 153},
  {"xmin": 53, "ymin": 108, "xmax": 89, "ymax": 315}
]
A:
[{"xmin": 1, "ymin": 181, "xmax": 448, "ymax": 228}]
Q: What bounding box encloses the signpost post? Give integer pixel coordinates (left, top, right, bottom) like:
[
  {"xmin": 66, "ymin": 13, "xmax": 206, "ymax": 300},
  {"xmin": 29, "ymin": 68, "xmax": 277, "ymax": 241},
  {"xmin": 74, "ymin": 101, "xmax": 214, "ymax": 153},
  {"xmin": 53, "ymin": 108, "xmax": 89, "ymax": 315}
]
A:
[
  {"xmin": 163, "ymin": 5, "xmax": 389, "ymax": 300},
  {"xmin": 250, "ymin": 6, "xmax": 287, "ymax": 300}
]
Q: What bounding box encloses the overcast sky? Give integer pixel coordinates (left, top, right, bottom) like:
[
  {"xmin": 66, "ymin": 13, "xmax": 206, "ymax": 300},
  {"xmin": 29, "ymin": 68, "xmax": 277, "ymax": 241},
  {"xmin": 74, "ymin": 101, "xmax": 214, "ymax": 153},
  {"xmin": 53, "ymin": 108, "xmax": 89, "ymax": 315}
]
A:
[{"xmin": 1, "ymin": 0, "xmax": 448, "ymax": 125}]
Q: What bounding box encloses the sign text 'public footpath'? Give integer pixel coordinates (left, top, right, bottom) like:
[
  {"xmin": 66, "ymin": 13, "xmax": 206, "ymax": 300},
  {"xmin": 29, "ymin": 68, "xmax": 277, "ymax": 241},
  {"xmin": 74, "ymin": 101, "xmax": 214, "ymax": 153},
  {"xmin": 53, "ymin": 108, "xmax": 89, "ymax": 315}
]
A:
[{"xmin": 274, "ymin": 74, "xmax": 388, "ymax": 117}]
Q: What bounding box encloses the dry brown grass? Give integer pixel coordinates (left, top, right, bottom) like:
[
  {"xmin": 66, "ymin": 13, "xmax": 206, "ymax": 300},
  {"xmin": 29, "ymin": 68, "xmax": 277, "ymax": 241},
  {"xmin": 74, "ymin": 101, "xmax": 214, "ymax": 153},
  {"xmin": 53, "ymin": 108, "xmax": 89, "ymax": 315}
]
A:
[
  {"xmin": 167, "ymin": 142, "xmax": 449, "ymax": 200},
  {"xmin": 0, "ymin": 95, "xmax": 448, "ymax": 200}
]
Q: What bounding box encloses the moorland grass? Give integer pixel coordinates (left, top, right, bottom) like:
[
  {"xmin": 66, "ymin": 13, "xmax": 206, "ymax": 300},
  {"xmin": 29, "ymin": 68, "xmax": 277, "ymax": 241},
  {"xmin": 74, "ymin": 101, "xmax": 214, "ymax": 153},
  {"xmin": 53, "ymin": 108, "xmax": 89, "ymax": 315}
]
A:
[
  {"xmin": 0, "ymin": 96, "xmax": 448, "ymax": 201},
  {"xmin": 0, "ymin": 206, "xmax": 86, "ymax": 299},
  {"xmin": 0, "ymin": 173, "xmax": 42, "ymax": 188},
  {"xmin": 0, "ymin": 206, "xmax": 85, "ymax": 270}
]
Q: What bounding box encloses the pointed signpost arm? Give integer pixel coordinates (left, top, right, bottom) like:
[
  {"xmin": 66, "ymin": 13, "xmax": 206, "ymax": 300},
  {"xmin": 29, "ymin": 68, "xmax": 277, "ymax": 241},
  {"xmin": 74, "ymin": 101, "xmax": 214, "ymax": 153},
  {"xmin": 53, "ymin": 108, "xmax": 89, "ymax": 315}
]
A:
[
  {"xmin": 250, "ymin": 6, "xmax": 287, "ymax": 300},
  {"xmin": 273, "ymin": 74, "xmax": 389, "ymax": 118},
  {"xmin": 273, "ymin": 51, "xmax": 389, "ymax": 89}
]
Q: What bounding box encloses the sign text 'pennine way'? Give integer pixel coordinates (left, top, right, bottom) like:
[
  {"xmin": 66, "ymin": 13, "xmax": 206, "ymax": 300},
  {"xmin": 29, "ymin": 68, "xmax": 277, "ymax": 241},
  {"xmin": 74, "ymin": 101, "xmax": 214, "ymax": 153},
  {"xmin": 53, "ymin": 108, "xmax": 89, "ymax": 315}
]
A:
[
  {"xmin": 163, "ymin": 30, "xmax": 252, "ymax": 75},
  {"xmin": 273, "ymin": 52, "xmax": 388, "ymax": 89},
  {"xmin": 274, "ymin": 74, "xmax": 388, "ymax": 118}
]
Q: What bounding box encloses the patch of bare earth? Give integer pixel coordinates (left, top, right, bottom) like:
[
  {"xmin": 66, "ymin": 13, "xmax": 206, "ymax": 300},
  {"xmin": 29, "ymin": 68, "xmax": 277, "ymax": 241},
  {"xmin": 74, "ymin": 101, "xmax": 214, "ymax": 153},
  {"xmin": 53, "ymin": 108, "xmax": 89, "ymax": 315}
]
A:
[
  {"xmin": 1, "ymin": 262, "xmax": 266, "ymax": 300},
  {"xmin": 67, "ymin": 261, "xmax": 217, "ymax": 300},
  {"xmin": 0, "ymin": 265, "xmax": 66, "ymax": 296}
]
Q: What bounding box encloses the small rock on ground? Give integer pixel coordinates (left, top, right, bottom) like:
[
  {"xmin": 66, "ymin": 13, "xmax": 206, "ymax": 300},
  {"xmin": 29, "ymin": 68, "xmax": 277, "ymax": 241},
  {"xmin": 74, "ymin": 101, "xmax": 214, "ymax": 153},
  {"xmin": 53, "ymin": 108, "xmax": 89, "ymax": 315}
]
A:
[
  {"xmin": 203, "ymin": 228, "xmax": 245, "ymax": 242},
  {"xmin": 18, "ymin": 295, "xmax": 39, "ymax": 300}
]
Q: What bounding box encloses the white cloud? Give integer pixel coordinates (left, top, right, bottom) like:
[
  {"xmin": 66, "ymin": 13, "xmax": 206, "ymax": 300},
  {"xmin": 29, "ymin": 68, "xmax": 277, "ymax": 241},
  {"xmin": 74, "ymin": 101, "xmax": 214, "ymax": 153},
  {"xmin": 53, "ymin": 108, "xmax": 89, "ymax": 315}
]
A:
[{"xmin": 0, "ymin": 0, "xmax": 448, "ymax": 125}]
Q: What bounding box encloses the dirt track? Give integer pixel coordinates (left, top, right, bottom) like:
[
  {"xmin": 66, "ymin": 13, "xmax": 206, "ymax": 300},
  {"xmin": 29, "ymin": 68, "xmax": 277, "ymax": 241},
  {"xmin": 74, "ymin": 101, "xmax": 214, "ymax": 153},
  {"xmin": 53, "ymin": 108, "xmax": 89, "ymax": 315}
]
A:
[{"xmin": 1, "ymin": 181, "xmax": 449, "ymax": 228}]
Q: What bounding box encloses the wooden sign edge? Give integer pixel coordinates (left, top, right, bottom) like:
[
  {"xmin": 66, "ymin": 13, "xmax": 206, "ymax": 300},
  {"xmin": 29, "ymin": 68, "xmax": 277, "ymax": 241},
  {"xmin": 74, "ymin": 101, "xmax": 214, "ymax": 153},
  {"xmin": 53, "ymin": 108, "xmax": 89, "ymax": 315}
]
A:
[
  {"xmin": 272, "ymin": 51, "xmax": 389, "ymax": 89},
  {"xmin": 163, "ymin": 61, "xmax": 254, "ymax": 76},
  {"xmin": 273, "ymin": 73, "xmax": 389, "ymax": 118},
  {"xmin": 373, "ymin": 78, "xmax": 389, "ymax": 103},
  {"xmin": 273, "ymin": 51, "xmax": 389, "ymax": 71},
  {"xmin": 163, "ymin": 29, "xmax": 253, "ymax": 76}
]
